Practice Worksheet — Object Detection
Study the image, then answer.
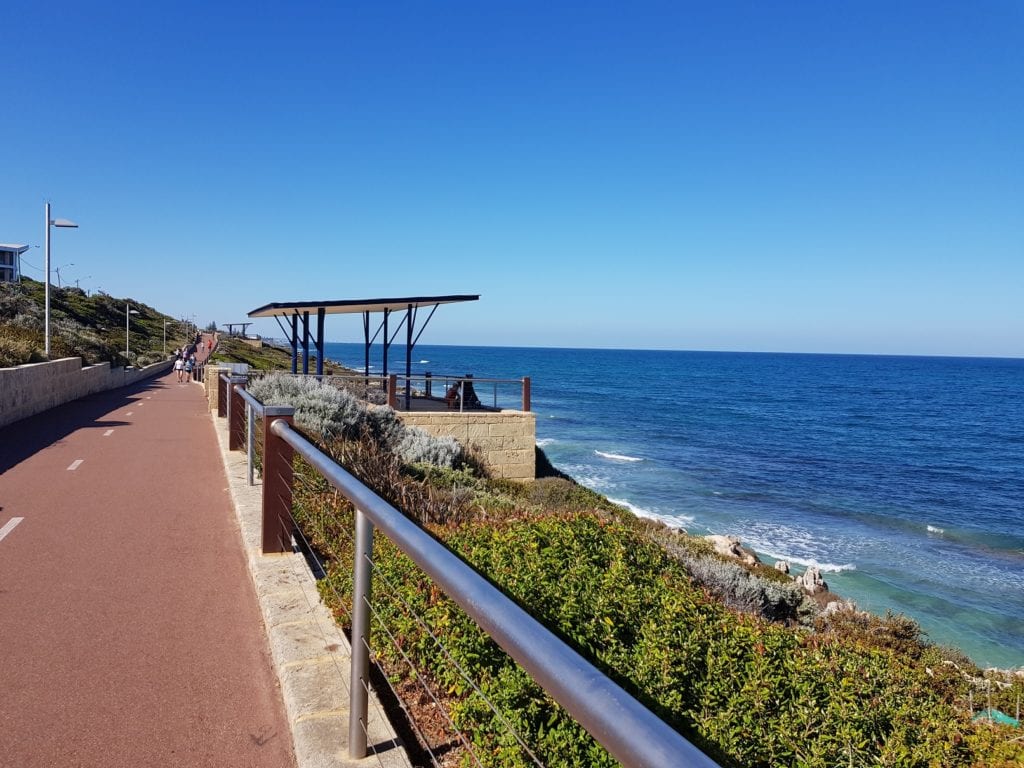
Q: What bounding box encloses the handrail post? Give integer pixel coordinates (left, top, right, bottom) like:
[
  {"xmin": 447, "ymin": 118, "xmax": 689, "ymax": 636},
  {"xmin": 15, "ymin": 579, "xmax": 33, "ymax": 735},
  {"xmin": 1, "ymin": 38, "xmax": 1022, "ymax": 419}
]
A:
[
  {"xmin": 424, "ymin": 371, "xmax": 432, "ymax": 397},
  {"xmin": 522, "ymin": 376, "xmax": 531, "ymax": 412},
  {"xmin": 349, "ymin": 508, "xmax": 375, "ymax": 759},
  {"xmin": 217, "ymin": 374, "xmax": 228, "ymax": 418},
  {"xmin": 262, "ymin": 408, "xmax": 295, "ymax": 554},
  {"xmin": 228, "ymin": 377, "xmax": 246, "ymax": 451},
  {"xmin": 387, "ymin": 374, "xmax": 397, "ymax": 409},
  {"xmin": 246, "ymin": 402, "xmax": 255, "ymax": 486}
]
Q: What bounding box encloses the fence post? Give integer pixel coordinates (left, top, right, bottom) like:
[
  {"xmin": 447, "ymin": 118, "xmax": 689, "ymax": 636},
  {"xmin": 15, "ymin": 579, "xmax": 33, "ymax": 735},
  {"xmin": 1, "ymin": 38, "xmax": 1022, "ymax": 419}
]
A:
[
  {"xmin": 246, "ymin": 402, "xmax": 255, "ymax": 486},
  {"xmin": 522, "ymin": 376, "xmax": 531, "ymax": 412},
  {"xmin": 349, "ymin": 508, "xmax": 375, "ymax": 758},
  {"xmin": 387, "ymin": 374, "xmax": 397, "ymax": 409},
  {"xmin": 229, "ymin": 376, "xmax": 246, "ymax": 451},
  {"xmin": 424, "ymin": 371, "xmax": 432, "ymax": 397},
  {"xmin": 261, "ymin": 407, "xmax": 295, "ymax": 555},
  {"xmin": 218, "ymin": 374, "xmax": 228, "ymax": 418}
]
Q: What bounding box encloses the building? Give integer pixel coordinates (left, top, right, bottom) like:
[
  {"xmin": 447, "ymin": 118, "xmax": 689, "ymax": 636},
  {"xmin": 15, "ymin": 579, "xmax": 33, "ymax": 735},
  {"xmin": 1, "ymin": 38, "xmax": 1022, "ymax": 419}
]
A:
[{"xmin": 0, "ymin": 244, "xmax": 29, "ymax": 283}]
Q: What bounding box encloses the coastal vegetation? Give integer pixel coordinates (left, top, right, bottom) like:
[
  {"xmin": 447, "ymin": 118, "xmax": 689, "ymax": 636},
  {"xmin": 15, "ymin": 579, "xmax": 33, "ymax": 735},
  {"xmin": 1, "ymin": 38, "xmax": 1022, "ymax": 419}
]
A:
[
  {"xmin": 0, "ymin": 278, "xmax": 188, "ymax": 368},
  {"xmin": 251, "ymin": 372, "xmax": 1024, "ymax": 768}
]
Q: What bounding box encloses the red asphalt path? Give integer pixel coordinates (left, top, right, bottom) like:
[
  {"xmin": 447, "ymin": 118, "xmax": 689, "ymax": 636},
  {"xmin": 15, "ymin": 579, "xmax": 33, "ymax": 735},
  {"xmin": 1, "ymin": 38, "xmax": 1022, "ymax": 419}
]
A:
[{"xmin": 0, "ymin": 370, "xmax": 295, "ymax": 767}]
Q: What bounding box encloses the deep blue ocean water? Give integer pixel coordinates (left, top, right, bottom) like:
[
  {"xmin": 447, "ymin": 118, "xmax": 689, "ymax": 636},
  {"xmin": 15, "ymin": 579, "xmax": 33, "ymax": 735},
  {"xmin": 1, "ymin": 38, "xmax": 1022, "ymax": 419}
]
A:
[{"xmin": 320, "ymin": 342, "xmax": 1024, "ymax": 668}]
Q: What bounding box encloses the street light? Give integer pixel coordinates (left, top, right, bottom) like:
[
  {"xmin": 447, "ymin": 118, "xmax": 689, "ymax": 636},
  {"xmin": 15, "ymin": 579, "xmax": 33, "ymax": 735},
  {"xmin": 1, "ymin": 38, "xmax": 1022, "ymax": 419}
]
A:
[
  {"xmin": 163, "ymin": 319, "xmax": 172, "ymax": 356},
  {"xmin": 55, "ymin": 263, "xmax": 74, "ymax": 288},
  {"xmin": 126, "ymin": 304, "xmax": 140, "ymax": 360},
  {"xmin": 44, "ymin": 202, "xmax": 79, "ymax": 358}
]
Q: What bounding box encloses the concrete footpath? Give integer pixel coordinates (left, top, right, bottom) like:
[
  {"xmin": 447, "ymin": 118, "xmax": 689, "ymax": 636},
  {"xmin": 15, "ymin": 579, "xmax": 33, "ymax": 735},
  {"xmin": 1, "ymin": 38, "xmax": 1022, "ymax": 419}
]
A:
[{"xmin": 207, "ymin": 376, "xmax": 410, "ymax": 768}]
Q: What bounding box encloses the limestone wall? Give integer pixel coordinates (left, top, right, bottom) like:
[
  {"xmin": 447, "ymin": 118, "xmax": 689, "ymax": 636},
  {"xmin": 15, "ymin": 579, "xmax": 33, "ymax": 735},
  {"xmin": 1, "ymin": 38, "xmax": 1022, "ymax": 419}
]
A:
[
  {"xmin": 398, "ymin": 410, "xmax": 536, "ymax": 481},
  {"xmin": 0, "ymin": 357, "xmax": 175, "ymax": 429}
]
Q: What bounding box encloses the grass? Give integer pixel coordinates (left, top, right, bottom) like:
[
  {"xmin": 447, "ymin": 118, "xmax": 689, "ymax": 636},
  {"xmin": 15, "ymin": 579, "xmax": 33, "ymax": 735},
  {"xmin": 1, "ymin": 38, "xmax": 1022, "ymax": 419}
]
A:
[{"xmin": 0, "ymin": 278, "xmax": 193, "ymax": 367}]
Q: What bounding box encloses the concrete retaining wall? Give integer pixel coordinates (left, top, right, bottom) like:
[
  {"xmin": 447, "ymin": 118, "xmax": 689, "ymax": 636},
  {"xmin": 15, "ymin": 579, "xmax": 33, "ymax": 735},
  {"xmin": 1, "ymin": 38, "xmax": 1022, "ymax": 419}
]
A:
[
  {"xmin": 0, "ymin": 357, "xmax": 175, "ymax": 429},
  {"xmin": 398, "ymin": 410, "xmax": 537, "ymax": 481}
]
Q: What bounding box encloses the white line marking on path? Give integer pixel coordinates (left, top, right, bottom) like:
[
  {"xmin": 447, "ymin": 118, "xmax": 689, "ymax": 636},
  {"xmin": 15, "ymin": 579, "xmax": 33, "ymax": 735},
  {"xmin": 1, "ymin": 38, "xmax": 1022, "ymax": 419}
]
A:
[
  {"xmin": 67, "ymin": 459, "xmax": 84, "ymax": 471},
  {"xmin": 103, "ymin": 429, "xmax": 114, "ymax": 437},
  {"xmin": 125, "ymin": 411, "xmax": 134, "ymax": 416},
  {"xmin": 0, "ymin": 517, "xmax": 24, "ymax": 543},
  {"xmin": 138, "ymin": 402, "xmax": 144, "ymax": 406}
]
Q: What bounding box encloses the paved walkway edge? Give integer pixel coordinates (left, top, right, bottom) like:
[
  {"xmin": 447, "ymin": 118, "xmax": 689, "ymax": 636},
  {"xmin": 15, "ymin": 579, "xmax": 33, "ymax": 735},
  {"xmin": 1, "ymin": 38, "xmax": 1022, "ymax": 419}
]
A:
[{"xmin": 209, "ymin": 402, "xmax": 410, "ymax": 768}]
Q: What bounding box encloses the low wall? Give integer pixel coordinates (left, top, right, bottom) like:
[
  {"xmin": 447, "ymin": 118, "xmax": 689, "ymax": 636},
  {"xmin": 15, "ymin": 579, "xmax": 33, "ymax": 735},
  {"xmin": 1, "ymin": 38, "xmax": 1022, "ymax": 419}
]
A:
[
  {"xmin": 0, "ymin": 357, "xmax": 175, "ymax": 429},
  {"xmin": 398, "ymin": 410, "xmax": 536, "ymax": 481}
]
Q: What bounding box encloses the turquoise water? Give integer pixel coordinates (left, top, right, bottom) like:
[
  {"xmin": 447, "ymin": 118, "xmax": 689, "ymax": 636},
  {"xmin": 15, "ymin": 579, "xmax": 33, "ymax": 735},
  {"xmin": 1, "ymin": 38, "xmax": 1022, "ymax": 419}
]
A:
[{"xmin": 321, "ymin": 343, "xmax": 1024, "ymax": 668}]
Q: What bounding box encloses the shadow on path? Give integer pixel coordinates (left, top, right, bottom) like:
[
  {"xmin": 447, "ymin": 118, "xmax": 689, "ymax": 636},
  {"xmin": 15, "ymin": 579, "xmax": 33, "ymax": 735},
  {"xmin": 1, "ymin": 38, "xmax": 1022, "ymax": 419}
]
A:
[{"xmin": 0, "ymin": 376, "xmax": 173, "ymax": 475}]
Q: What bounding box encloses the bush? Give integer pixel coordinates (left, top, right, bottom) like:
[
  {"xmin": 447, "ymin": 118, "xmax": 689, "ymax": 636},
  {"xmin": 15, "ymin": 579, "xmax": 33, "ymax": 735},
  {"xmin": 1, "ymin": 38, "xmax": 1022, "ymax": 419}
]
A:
[
  {"xmin": 249, "ymin": 372, "xmax": 466, "ymax": 469},
  {"xmin": 396, "ymin": 427, "xmax": 464, "ymax": 469},
  {"xmin": 681, "ymin": 553, "xmax": 808, "ymax": 622},
  {"xmin": 0, "ymin": 324, "xmax": 42, "ymax": 367}
]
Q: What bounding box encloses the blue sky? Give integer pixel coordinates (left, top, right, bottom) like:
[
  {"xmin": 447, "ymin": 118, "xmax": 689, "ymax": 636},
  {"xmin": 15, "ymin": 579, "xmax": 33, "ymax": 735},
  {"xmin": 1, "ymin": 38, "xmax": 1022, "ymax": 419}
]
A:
[{"xmin": 2, "ymin": 1, "xmax": 1021, "ymax": 356}]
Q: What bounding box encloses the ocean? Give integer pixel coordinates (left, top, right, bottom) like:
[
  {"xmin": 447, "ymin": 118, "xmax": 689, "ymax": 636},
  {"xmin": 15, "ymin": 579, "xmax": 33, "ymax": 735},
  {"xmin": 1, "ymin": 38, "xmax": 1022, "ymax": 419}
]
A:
[{"xmin": 319, "ymin": 342, "xmax": 1024, "ymax": 669}]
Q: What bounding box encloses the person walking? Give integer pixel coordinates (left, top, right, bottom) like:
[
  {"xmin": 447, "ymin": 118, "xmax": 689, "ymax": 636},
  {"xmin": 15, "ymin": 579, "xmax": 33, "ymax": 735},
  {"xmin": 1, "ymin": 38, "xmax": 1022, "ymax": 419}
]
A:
[{"xmin": 174, "ymin": 356, "xmax": 185, "ymax": 383}]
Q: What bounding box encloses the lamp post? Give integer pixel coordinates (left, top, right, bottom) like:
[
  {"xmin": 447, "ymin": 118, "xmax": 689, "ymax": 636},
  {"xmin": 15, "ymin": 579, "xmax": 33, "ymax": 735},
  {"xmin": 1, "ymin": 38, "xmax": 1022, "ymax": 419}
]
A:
[
  {"xmin": 163, "ymin": 319, "xmax": 171, "ymax": 356},
  {"xmin": 55, "ymin": 263, "xmax": 74, "ymax": 288},
  {"xmin": 126, "ymin": 304, "xmax": 140, "ymax": 360},
  {"xmin": 44, "ymin": 202, "xmax": 79, "ymax": 358}
]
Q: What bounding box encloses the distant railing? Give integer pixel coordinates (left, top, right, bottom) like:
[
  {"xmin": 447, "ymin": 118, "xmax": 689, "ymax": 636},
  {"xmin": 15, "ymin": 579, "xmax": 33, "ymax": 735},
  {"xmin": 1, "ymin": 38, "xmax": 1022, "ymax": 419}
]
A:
[
  {"xmin": 386, "ymin": 372, "xmax": 530, "ymax": 412},
  {"xmin": 243, "ymin": 370, "xmax": 532, "ymax": 413},
  {"xmin": 220, "ymin": 374, "xmax": 718, "ymax": 768}
]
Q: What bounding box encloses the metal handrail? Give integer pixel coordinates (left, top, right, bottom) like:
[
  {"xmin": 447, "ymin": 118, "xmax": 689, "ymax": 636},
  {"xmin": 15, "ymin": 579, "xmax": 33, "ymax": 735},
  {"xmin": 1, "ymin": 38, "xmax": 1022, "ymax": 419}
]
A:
[{"xmin": 269, "ymin": 417, "xmax": 718, "ymax": 768}]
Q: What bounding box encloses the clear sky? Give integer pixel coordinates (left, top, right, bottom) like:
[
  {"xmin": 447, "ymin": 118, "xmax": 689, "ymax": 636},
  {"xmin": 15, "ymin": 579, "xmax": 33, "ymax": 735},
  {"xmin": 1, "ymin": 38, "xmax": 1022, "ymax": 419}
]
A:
[{"xmin": 2, "ymin": 1, "xmax": 1021, "ymax": 356}]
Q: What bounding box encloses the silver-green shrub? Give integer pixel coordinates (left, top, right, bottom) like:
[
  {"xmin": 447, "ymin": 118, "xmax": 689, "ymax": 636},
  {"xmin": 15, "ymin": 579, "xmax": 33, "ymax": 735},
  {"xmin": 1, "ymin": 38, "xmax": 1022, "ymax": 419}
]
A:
[
  {"xmin": 681, "ymin": 553, "xmax": 809, "ymax": 621},
  {"xmin": 396, "ymin": 427, "xmax": 464, "ymax": 469},
  {"xmin": 249, "ymin": 373, "xmax": 358, "ymax": 441},
  {"xmin": 249, "ymin": 373, "xmax": 464, "ymax": 468}
]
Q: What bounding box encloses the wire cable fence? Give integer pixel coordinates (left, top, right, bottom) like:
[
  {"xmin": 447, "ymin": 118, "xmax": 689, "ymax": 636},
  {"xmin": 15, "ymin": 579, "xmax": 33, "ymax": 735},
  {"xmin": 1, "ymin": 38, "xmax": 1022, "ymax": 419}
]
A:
[
  {"xmin": 221, "ymin": 376, "xmax": 719, "ymax": 768},
  {"xmin": 283, "ymin": 456, "xmax": 530, "ymax": 767}
]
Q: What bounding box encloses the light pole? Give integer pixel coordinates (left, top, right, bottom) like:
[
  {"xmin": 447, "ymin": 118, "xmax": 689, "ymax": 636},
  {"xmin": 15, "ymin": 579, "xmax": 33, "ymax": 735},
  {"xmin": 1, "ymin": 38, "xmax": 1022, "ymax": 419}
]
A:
[
  {"xmin": 55, "ymin": 263, "xmax": 74, "ymax": 288},
  {"xmin": 163, "ymin": 319, "xmax": 171, "ymax": 356},
  {"xmin": 126, "ymin": 304, "xmax": 140, "ymax": 360},
  {"xmin": 44, "ymin": 202, "xmax": 79, "ymax": 358}
]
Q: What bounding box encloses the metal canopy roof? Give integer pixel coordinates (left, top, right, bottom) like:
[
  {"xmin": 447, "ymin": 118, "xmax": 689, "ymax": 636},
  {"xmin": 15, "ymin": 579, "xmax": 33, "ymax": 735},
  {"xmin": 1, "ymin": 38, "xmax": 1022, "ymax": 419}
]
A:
[
  {"xmin": 248, "ymin": 294, "xmax": 479, "ymax": 318},
  {"xmin": 245, "ymin": 295, "xmax": 480, "ymax": 408}
]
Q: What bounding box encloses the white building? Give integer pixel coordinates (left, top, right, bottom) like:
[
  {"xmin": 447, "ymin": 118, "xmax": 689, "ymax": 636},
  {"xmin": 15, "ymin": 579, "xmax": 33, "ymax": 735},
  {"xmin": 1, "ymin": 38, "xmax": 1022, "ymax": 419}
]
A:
[{"xmin": 0, "ymin": 244, "xmax": 29, "ymax": 283}]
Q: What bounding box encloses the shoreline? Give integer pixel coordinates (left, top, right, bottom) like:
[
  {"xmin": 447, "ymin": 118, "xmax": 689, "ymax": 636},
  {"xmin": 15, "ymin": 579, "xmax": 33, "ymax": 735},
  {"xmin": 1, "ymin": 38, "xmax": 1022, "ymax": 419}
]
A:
[{"xmin": 246, "ymin": 342, "xmax": 1023, "ymax": 672}]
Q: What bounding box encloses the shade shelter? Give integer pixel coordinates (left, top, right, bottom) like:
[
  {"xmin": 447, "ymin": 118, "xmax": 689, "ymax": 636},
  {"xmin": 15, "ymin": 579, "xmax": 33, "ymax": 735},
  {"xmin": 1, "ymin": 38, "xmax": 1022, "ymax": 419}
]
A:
[{"xmin": 248, "ymin": 295, "xmax": 480, "ymax": 404}]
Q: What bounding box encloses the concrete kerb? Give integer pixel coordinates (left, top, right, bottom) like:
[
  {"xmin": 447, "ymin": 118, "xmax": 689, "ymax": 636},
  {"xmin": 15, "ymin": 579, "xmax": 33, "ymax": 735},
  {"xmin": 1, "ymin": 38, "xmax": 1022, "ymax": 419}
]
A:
[{"xmin": 207, "ymin": 390, "xmax": 411, "ymax": 768}]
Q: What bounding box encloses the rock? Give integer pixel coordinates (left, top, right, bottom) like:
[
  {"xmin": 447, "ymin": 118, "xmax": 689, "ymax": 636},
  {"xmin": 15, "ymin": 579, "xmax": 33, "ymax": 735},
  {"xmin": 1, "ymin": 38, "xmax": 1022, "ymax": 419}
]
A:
[
  {"xmin": 775, "ymin": 560, "xmax": 790, "ymax": 575},
  {"xmin": 704, "ymin": 534, "xmax": 762, "ymax": 566},
  {"xmin": 706, "ymin": 535, "xmax": 742, "ymax": 559},
  {"xmin": 795, "ymin": 566, "xmax": 829, "ymax": 595}
]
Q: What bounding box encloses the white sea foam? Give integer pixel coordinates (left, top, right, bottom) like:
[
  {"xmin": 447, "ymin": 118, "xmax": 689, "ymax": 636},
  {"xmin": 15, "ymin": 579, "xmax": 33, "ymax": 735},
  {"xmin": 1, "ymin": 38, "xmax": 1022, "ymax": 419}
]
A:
[
  {"xmin": 737, "ymin": 521, "xmax": 857, "ymax": 573},
  {"xmin": 536, "ymin": 438, "xmax": 557, "ymax": 447},
  {"xmin": 927, "ymin": 524, "xmax": 946, "ymax": 535},
  {"xmin": 595, "ymin": 450, "xmax": 643, "ymax": 462},
  {"xmin": 419, "ymin": 359, "xmax": 430, "ymax": 363},
  {"xmin": 768, "ymin": 553, "xmax": 857, "ymax": 574},
  {"xmin": 608, "ymin": 498, "xmax": 695, "ymax": 527},
  {"xmin": 563, "ymin": 467, "xmax": 615, "ymax": 491}
]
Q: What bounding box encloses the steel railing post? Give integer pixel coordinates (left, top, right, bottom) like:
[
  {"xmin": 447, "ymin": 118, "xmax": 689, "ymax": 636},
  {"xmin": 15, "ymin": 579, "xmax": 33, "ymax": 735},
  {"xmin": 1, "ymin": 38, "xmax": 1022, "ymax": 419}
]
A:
[
  {"xmin": 262, "ymin": 409, "xmax": 295, "ymax": 554},
  {"xmin": 387, "ymin": 374, "xmax": 397, "ymax": 409},
  {"xmin": 247, "ymin": 402, "xmax": 255, "ymax": 486},
  {"xmin": 522, "ymin": 376, "xmax": 531, "ymax": 412},
  {"xmin": 218, "ymin": 374, "xmax": 228, "ymax": 418},
  {"xmin": 349, "ymin": 507, "xmax": 374, "ymax": 759},
  {"xmin": 229, "ymin": 377, "xmax": 246, "ymax": 451}
]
